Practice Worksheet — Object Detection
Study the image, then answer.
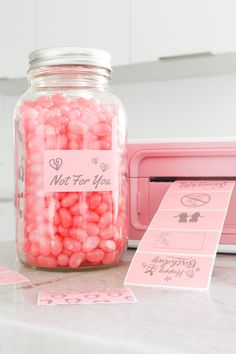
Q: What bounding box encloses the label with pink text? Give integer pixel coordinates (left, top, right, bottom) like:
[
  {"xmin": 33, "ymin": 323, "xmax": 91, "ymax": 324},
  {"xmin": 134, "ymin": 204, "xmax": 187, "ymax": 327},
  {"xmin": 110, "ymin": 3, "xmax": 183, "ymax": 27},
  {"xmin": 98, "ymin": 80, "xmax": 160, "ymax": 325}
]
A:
[
  {"xmin": 37, "ymin": 288, "xmax": 137, "ymax": 305},
  {"xmin": 125, "ymin": 180, "xmax": 235, "ymax": 290},
  {"xmin": 44, "ymin": 150, "xmax": 116, "ymax": 192}
]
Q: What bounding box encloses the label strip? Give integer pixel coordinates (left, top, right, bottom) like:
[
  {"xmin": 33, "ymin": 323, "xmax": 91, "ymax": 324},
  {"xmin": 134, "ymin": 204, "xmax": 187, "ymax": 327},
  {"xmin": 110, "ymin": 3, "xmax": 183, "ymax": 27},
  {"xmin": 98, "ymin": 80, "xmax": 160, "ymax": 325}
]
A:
[
  {"xmin": 37, "ymin": 288, "xmax": 137, "ymax": 305},
  {"xmin": 125, "ymin": 180, "xmax": 235, "ymax": 290}
]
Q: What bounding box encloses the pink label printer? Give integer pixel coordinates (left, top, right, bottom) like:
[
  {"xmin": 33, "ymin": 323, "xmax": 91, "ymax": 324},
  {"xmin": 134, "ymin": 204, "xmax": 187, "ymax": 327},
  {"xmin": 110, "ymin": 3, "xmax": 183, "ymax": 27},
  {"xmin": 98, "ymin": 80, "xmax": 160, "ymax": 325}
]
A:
[{"xmin": 127, "ymin": 140, "xmax": 236, "ymax": 253}]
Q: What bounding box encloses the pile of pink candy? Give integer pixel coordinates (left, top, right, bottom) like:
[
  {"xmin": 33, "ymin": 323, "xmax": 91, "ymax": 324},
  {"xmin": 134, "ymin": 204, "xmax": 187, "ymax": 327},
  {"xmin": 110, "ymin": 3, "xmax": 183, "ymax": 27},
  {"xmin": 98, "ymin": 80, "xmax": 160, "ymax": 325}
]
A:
[{"xmin": 17, "ymin": 94, "xmax": 127, "ymax": 269}]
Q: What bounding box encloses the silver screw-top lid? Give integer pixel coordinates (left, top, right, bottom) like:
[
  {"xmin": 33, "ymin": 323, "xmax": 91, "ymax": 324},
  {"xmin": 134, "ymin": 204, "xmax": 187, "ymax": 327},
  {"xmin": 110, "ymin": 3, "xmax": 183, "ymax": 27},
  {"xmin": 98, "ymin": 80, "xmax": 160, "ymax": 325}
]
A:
[{"xmin": 28, "ymin": 47, "xmax": 112, "ymax": 71}]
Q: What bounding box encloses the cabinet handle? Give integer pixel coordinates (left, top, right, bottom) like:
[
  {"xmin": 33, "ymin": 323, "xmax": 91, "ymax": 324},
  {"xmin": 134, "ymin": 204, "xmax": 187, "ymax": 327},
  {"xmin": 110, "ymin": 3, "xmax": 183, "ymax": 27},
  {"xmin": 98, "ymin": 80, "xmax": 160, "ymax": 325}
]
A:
[{"xmin": 159, "ymin": 52, "xmax": 213, "ymax": 61}]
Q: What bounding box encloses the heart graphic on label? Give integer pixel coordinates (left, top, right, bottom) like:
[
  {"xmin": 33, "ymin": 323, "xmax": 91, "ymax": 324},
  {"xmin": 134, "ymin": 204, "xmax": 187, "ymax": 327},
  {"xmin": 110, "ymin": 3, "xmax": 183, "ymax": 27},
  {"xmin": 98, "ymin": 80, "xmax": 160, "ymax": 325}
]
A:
[
  {"xmin": 91, "ymin": 157, "xmax": 98, "ymax": 164},
  {"xmin": 84, "ymin": 294, "xmax": 100, "ymax": 299},
  {"xmin": 100, "ymin": 163, "xmax": 109, "ymax": 172},
  {"xmin": 49, "ymin": 158, "xmax": 63, "ymax": 171},
  {"xmin": 185, "ymin": 270, "xmax": 194, "ymax": 278}
]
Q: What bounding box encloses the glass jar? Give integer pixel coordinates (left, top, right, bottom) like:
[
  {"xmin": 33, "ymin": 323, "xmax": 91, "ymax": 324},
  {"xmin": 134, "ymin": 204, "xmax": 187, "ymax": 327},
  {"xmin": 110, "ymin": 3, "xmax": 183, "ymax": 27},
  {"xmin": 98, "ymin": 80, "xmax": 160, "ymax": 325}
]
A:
[{"xmin": 14, "ymin": 47, "xmax": 127, "ymax": 270}]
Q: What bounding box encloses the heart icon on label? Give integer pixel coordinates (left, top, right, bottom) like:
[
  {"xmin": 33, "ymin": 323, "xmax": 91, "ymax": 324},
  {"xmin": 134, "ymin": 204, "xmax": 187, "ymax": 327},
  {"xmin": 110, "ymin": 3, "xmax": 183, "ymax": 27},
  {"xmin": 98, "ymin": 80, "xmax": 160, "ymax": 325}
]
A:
[
  {"xmin": 49, "ymin": 158, "xmax": 63, "ymax": 171},
  {"xmin": 84, "ymin": 294, "xmax": 100, "ymax": 299},
  {"xmin": 185, "ymin": 270, "xmax": 194, "ymax": 278},
  {"xmin": 91, "ymin": 157, "xmax": 98, "ymax": 164},
  {"xmin": 100, "ymin": 163, "xmax": 109, "ymax": 172}
]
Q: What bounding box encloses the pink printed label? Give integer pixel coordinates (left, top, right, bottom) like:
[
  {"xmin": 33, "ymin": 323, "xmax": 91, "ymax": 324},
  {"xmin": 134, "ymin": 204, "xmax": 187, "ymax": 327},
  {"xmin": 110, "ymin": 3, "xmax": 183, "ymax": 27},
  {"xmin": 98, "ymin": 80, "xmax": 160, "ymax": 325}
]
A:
[
  {"xmin": 37, "ymin": 288, "xmax": 137, "ymax": 306},
  {"xmin": 0, "ymin": 269, "xmax": 29, "ymax": 285},
  {"xmin": 160, "ymin": 191, "xmax": 232, "ymax": 210},
  {"xmin": 139, "ymin": 230, "xmax": 220, "ymax": 255},
  {"xmin": 44, "ymin": 150, "xmax": 116, "ymax": 192},
  {"xmin": 150, "ymin": 210, "xmax": 227, "ymax": 230},
  {"xmin": 125, "ymin": 253, "xmax": 214, "ymax": 289},
  {"xmin": 125, "ymin": 180, "xmax": 235, "ymax": 290},
  {"xmin": 0, "ymin": 266, "xmax": 11, "ymax": 273},
  {"xmin": 168, "ymin": 180, "xmax": 234, "ymax": 192}
]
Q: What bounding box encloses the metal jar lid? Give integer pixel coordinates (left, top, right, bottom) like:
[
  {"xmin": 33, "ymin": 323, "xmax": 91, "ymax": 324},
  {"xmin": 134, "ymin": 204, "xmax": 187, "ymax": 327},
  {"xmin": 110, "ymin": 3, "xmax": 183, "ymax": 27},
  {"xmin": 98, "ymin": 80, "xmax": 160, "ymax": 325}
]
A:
[{"xmin": 28, "ymin": 47, "xmax": 112, "ymax": 71}]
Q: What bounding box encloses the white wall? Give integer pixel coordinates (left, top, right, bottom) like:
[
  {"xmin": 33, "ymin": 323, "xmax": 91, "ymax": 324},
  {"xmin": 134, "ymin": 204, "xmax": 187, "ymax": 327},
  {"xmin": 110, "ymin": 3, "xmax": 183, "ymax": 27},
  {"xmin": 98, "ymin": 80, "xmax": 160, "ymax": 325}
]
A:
[
  {"xmin": 2, "ymin": 73, "xmax": 236, "ymax": 198},
  {"xmin": 112, "ymin": 74, "xmax": 236, "ymax": 140},
  {"xmin": 0, "ymin": 94, "xmax": 17, "ymax": 199}
]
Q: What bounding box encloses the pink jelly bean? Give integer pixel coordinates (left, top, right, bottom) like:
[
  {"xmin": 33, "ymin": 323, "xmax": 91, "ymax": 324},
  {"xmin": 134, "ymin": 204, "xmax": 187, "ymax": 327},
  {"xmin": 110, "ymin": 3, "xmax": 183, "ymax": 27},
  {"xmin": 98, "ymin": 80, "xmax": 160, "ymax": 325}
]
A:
[
  {"xmin": 61, "ymin": 193, "xmax": 77, "ymax": 208},
  {"xmin": 22, "ymin": 106, "xmax": 39, "ymax": 121},
  {"xmin": 100, "ymin": 240, "xmax": 116, "ymax": 252},
  {"xmin": 39, "ymin": 237, "xmax": 51, "ymax": 256},
  {"xmin": 70, "ymin": 201, "xmax": 88, "ymax": 216},
  {"xmin": 27, "ymin": 164, "xmax": 43, "ymax": 175},
  {"xmin": 29, "ymin": 243, "xmax": 40, "ymax": 257},
  {"xmin": 96, "ymin": 202, "xmax": 108, "ymax": 216},
  {"xmin": 82, "ymin": 236, "xmax": 99, "ymax": 252},
  {"xmin": 102, "ymin": 192, "xmax": 112, "ymax": 205},
  {"xmin": 45, "ymin": 137, "xmax": 56, "ymax": 149},
  {"xmin": 92, "ymin": 122, "xmax": 111, "ymax": 136},
  {"xmin": 85, "ymin": 222, "xmax": 100, "ymax": 236},
  {"xmin": 37, "ymin": 255, "xmax": 57, "ymax": 268},
  {"xmin": 69, "ymin": 252, "xmax": 85, "ymax": 268},
  {"xmin": 68, "ymin": 120, "xmax": 87, "ymax": 135},
  {"xmin": 27, "ymin": 254, "xmax": 37, "ymax": 266},
  {"xmin": 28, "ymin": 230, "xmax": 41, "ymax": 243},
  {"xmin": 69, "ymin": 109, "xmax": 81, "ymax": 120},
  {"xmin": 57, "ymin": 253, "xmax": 69, "ymax": 267},
  {"xmin": 52, "ymin": 93, "xmax": 68, "ymax": 106},
  {"xmin": 35, "ymin": 96, "xmax": 52, "ymax": 108},
  {"xmin": 85, "ymin": 249, "xmax": 104, "ymax": 264},
  {"xmin": 84, "ymin": 211, "xmax": 99, "ymax": 223},
  {"xmin": 102, "ymin": 251, "xmax": 117, "ymax": 265},
  {"xmin": 56, "ymin": 192, "xmax": 67, "ymax": 200},
  {"xmin": 89, "ymin": 194, "xmax": 102, "ymax": 209},
  {"xmin": 99, "ymin": 211, "xmax": 113, "ymax": 228},
  {"xmin": 72, "ymin": 215, "xmax": 83, "ymax": 227},
  {"xmin": 68, "ymin": 140, "xmax": 79, "ymax": 149},
  {"xmin": 51, "ymin": 235, "xmax": 63, "ymax": 256},
  {"xmin": 58, "ymin": 134, "xmax": 68, "ymax": 149},
  {"xmin": 28, "ymin": 137, "xmax": 44, "ymax": 152},
  {"xmin": 58, "ymin": 208, "xmax": 72, "ymax": 228},
  {"xmin": 60, "ymin": 124, "xmax": 68, "ymax": 134},
  {"xmin": 53, "ymin": 212, "xmax": 60, "ymax": 225},
  {"xmin": 100, "ymin": 225, "xmax": 118, "ymax": 240},
  {"xmin": 116, "ymin": 236, "xmax": 127, "ymax": 250},
  {"xmin": 69, "ymin": 228, "xmax": 87, "ymax": 242},
  {"xmin": 27, "ymin": 151, "xmax": 43, "ymax": 163},
  {"xmin": 67, "ymin": 133, "xmax": 78, "ymax": 141},
  {"xmin": 57, "ymin": 225, "xmax": 69, "ymax": 237},
  {"xmin": 63, "ymin": 237, "xmax": 81, "ymax": 252},
  {"xmin": 35, "ymin": 124, "xmax": 45, "ymax": 138},
  {"xmin": 45, "ymin": 126, "xmax": 56, "ymax": 137},
  {"xmin": 91, "ymin": 140, "xmax": 111, "ymax": 150}
]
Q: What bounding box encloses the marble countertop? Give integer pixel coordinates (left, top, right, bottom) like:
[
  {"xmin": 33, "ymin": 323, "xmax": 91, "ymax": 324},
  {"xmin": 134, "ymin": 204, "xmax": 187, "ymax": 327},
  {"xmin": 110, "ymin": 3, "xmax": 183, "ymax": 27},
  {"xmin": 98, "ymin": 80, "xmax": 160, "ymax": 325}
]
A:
[{"xmin": 0, "ymin": 241, "xmax": 236, "ymax": 354}]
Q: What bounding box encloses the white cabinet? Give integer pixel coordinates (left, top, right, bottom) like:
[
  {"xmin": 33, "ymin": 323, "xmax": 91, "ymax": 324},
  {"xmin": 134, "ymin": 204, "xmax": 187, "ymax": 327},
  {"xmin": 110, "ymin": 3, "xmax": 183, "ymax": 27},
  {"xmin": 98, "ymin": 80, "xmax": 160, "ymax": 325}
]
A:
[
  {"xmin": 0, "ymin": 0, "xmax": 34, "ymax": 78},
  {"xmin": 131, "ymin": 0, "xmax": 213, "ymax": 63},
  {"xmin": 211, "ymin": 0, "xmax": 236, "ymax": 54},
  {"xmin": 35, "ymin": 0, "xmax": 130, "ymax": 67}
]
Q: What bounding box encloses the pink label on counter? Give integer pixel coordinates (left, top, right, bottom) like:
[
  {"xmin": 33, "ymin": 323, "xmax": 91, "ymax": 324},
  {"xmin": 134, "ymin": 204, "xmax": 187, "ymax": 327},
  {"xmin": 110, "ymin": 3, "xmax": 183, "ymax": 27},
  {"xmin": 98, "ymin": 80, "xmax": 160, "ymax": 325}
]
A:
[
  {"xmin": 44, "ymin": 150, "xmax": 116, "ymax": 192},
  {"xmin": 0, "ymin": 266, "xmax": 11, "ymax": 273},
  {"xmin": 125, "ymin": 180, "xmax": 235, "ymax": 290},
  {"xmin": 37, "ymin": 288, "xmax": 137, "ymax": 305},
  {"xmin": 0, "ymin": 270, "xmax": 30, "ymax": 285},
  {"xmin": 125, "ymin": 253, "xmax": 214, "ymax": 289}
]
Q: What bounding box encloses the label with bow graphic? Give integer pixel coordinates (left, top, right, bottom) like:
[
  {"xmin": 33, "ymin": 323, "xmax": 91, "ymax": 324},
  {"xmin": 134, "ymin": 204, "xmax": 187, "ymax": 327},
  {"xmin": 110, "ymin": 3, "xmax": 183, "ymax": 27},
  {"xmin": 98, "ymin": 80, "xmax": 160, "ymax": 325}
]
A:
[{"xmin": 44, "ymin": 150, "xmax": 116, "ymax": 192}]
